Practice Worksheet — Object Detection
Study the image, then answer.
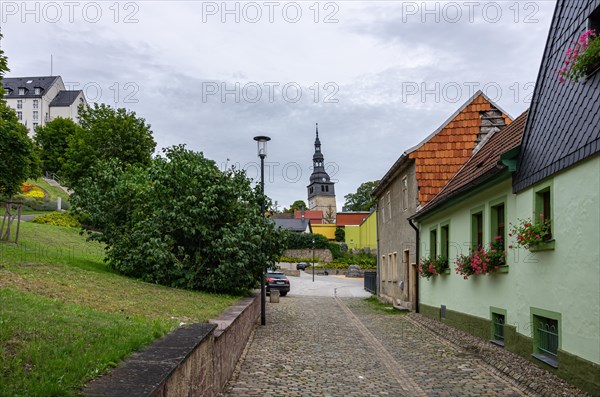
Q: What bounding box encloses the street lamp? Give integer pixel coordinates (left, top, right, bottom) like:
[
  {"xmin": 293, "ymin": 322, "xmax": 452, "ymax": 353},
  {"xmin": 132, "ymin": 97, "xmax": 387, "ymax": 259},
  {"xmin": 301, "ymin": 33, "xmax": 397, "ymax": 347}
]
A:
[
  {"xmin": 254, "ymin": 135, "xmax": 271, "ymax": 326},
  {"xmin": 312, "ymin": 238, "xmax": 315, "ymax": 282}
]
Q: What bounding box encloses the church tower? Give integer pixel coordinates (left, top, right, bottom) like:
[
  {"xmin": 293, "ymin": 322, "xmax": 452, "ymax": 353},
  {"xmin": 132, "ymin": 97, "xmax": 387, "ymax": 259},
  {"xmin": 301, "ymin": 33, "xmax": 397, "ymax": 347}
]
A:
[{"xmin": 307, "ymin": 124, "xmax": 337, "ymax": 223}]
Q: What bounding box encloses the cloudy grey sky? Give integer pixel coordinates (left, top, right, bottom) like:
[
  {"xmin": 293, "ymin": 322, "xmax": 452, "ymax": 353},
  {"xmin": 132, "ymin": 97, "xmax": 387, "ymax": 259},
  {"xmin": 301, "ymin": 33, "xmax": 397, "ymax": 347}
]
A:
[{"xmin": 1, "ymin": 0, "xmax": 556, "ymax": 210}]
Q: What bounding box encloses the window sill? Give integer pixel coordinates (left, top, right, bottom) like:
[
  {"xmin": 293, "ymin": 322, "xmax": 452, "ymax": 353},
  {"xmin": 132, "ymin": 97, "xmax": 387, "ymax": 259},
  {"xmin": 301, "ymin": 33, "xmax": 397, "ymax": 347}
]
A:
[
  {"xmin": 490, "ymin": 339, "xmax": 505, "ymax": 347},
  {"xmin": 495, "ymin": 266, "xmax": 509, "ymax": 274},
  {"xmin": 529, "ymin": 240, "xmax": 555, "ymax": 252},
  {"xmin": 532, "ymin": 353, "xmax": 558, "ymax": 368},
  {"xmin": 442, "ymin": 268, "xmax": 451, "ymax": 275}
]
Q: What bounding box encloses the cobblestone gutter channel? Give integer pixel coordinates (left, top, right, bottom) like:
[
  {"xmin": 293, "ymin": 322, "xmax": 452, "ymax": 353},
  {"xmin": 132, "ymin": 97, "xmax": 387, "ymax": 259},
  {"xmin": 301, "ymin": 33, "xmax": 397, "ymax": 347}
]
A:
[{"xmin": 407, "ymin": 313, "xmax": 591, "ymax": 397}]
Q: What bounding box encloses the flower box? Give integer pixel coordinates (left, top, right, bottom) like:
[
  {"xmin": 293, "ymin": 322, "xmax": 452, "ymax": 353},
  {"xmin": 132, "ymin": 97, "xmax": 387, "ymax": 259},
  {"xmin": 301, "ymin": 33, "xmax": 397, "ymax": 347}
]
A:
[{"xmin": 528, "ymin": 240, "xmax": 555, "ymax": 252}]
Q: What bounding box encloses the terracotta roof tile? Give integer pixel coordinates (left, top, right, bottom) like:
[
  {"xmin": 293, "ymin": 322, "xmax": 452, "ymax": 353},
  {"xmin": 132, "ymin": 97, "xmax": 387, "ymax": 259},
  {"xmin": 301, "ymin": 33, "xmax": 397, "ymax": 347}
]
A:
[{"xmin": 418, "ymin": 110, "xmax": 528, "ymax": 216}]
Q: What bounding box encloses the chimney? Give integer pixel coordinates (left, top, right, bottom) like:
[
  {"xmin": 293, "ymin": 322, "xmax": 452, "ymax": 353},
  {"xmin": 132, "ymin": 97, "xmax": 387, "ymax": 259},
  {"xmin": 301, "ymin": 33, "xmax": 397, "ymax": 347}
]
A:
[
  {"xmin": 301, "ymin": 208, "xmax": 305, "ymax": 221},
  {"xmin": 475, "ymin": 107, "xmax": 507, "ymax": 151}
]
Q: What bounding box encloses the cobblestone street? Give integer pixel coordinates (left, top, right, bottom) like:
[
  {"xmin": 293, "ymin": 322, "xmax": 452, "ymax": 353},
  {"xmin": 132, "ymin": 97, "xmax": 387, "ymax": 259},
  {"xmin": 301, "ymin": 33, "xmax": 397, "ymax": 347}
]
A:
[{"xmin": 224, "ymin": 295, "xmax": 536, "ymax": 397}]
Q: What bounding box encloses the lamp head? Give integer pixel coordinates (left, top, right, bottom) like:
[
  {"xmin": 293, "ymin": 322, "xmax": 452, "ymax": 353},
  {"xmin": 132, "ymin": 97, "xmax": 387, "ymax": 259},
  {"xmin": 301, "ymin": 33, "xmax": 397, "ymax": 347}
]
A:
[{"xmin": 253, "ymin": 135, "xmax": 271, "ymax": 157}]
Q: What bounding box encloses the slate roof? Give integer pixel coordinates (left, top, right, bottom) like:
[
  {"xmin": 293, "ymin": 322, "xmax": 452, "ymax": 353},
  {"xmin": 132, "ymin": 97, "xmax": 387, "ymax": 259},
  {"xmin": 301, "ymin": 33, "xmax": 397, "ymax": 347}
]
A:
[
  {"xmin": 272, "ymin": 218, "xmax": 311, "ymax": 233},
  {"xmin": 513, "ymin": 0, "xmax": 600, "ymax": 192},
  {"xmin": 50, "ymin": 90, "xmax": 83, "ymax": 107},
  {"xmin": 2, "ymin": 76, "xmax": 59, "ymax": 98},
  {"xmin": 373, "ymin": 91, "xmax": 512, "ymax": 204},
  {"xmin": 416, "ymin": 111, "xmax": 528, "ymax": 219}
]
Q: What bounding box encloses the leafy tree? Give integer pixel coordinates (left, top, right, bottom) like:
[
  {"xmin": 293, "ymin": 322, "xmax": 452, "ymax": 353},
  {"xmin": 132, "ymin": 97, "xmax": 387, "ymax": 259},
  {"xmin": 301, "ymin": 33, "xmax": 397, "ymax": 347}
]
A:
[
  {"xmin": 0, "ymin": 33, "xmax": 40, "ymax": 241},
  {"xmin": 34, "ymin": 117, "xmax": 82, "ymax": 175},
  {"xmin": 284, "ymin": 232, "xmax": 330, "ymax": 249},
  {"xmin": 335, "ymin": 227, "xmax": 345, "ymax": 242},
  {"xmin": 71, "ymin": 145, "xmax": 285, "ymax": 293},
  {"xmin": 343, "ymin": 180, "xmax": 380, "ymax": 211},
  {"xmin": 0, "ymin": 33, "xmax": 39, "ymax": 199},
  {"xmin": 62, "ymin": 103, "xmax": 156, "ymax": 186},
  {"xmin": 283, "ymin": 199, "xmax": 307, "ymax": 214}
]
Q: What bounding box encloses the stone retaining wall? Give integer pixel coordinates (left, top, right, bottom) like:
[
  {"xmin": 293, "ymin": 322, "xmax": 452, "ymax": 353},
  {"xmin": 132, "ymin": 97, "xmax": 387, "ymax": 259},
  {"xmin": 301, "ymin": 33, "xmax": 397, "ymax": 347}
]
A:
[
  {"xmin": 283, "ymin": 248, "xmax": 332, "ymax": 263},
  {"xmin": 305, "ymin": 268, "xmax": 368, "ymax": 277},
  {"xmin": 210, "ymin": 293, "xmax": 260, "ymax": 393},
  {"xmin": 84, "ymin": 292, "xmax": 260, "ymax": 397}
]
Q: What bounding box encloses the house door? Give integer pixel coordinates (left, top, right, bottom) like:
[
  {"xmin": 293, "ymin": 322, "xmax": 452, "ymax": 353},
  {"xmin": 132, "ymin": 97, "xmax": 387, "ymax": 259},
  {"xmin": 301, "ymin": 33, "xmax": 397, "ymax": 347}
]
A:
[{"xmin": 403, "ymin": 250, "xmax": 410, "ymax": 302}]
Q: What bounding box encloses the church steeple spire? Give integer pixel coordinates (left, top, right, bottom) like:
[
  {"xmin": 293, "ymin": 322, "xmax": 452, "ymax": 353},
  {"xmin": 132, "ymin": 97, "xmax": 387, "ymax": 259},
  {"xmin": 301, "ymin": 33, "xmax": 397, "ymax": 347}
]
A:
[{"xmin": 307, "ymin": 123, "xmax": 337, "ymax": 222}]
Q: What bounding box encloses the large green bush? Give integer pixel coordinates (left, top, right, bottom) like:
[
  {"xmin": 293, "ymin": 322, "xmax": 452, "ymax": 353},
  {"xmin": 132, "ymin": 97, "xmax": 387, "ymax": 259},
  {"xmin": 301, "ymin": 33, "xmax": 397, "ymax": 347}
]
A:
[
  {"xmin": 284, "ymin": 232, "xmax": 330, "ymax": 249},
  {"xmin": 71, "ymin": 146, "xmax": 285, "ymax": 293}
]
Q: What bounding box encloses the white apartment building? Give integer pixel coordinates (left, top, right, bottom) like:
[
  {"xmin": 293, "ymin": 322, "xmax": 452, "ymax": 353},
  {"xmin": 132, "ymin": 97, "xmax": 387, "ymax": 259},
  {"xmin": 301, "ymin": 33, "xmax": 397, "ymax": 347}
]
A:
[{"xmin": 3, "ymin": 76, "xmax": 87, "ymax": 134}]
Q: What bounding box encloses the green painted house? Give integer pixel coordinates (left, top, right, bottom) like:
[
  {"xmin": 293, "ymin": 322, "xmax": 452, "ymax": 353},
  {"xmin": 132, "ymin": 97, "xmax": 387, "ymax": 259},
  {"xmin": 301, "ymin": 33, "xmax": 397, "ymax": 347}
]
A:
[{"xmin": 412, "ymin": 2, "xmax": 600, "ymax": 391}]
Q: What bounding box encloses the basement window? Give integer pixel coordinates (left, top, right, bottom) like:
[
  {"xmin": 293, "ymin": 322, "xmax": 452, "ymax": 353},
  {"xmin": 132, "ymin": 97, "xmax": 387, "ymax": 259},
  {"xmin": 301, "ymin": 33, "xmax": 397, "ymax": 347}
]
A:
[
  {"xmin": 491, "ymin": 311, "xmax": 505, "ymax": 347},
  {"xmin": 532, "ymin": 314, "xmax": 559, "ymax": 368}
]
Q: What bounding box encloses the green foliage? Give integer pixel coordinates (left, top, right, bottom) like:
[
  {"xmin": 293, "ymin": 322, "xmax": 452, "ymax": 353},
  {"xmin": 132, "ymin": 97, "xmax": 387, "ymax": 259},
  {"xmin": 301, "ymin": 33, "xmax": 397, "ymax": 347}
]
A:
[
  {"xmin": 34, "ymin": 117, "xmax": 82, "ymax": 175},
  {"xmin": 343, "ymin": 180, "xmax": 380, "ymax": 211},
  {"xmin": 418, "ymin": 255, "xmax": 448, "ymax": 279},
  {"xmin": 509, "ymin": 216, "xmax": 551, "ymax": 250},
  {"xmin": 0, "ymin": 36, "xmax": 40, "ymax": 199},
  {"xmin": 284, "ymin": 232, "xmax": 330, "ymax": 249},
  {"xmin": 335, "ymin": 227, "xmax": 345, "ymax": 242},
  {"xmin": 278, "ymin": 256, "xmax": 323, "ymax": 263},
  {"xmin": 62, "ymin": 103, "xmax": 156, "ymax": 187},
  {"xmin": 32, "ymin": 211, "xmax": 81, "ymax": 228},
  {"xmin": 71, "ymin": 145, "xmax": 285, "ymax": 294},
  {"xmin": 330, "ymin": 250, "xmax": 377, "ymax": 269},
  {"xmin": 364, "ymin": 296, "xmax": 405, "ymax": 314},
  {"xmin": 558, "ymin": 30, "xmax": 600, "ymax": 82},
  {"xmin": 328, "ymin": 241, "xmax": 343, "ymax": 259},
  {"xmin": 455, "ymin": 238, "xmax": 506, "ymax": 279},
  {"xmin": 283, "ymin": 199, "xmax": 307, "ymax": 213},
  {"xmin": 0, "ymin": 33, "xmax": 7, "ymax": 100}
]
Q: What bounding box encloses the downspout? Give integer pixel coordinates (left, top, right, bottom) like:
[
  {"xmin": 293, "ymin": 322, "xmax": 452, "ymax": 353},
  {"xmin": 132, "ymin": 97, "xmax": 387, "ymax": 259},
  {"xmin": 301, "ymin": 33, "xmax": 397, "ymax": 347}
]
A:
[
  {"xmin": 375, "ymin": 202, "xmax": 381, "ymax": 298},
  {"xmin": 408, "ymin": 218, "xmax": 419, "ymax": 313}
]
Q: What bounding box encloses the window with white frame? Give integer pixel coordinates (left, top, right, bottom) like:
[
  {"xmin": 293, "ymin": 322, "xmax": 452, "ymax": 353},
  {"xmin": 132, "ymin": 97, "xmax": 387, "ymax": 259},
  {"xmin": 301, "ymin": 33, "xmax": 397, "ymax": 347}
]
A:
[
  {"xmin": 17, "ymin": 100, "xmax": 22, "ymax": 109},
  {"xmin": 33, "ymin": 122, "xmax": 38, "ymax": 129},
  {"xmin": 17, "ymin": 111, "xmax": 22, "ymax": 120},
  {"xmin": 34, "ymin": 87, "xmax": 41, "ymax": 95},
  {"xmin": 33, "ymin": 99, "xmax": 39, "ymax": 109},
  {"xmin": 33, "ymin": 111, "xmax": 39, "ymax": 120},
  {"xmin": 18, "ymin": 88, "xmax": 25, "ymax": 95}
]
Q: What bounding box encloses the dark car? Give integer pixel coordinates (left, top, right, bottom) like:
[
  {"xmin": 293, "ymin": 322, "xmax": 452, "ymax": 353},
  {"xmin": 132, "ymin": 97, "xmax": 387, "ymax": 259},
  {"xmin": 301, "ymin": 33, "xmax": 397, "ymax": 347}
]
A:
[
  {"xmin": 296, "ymin": 262, "xmax": 310, "ymax": 270},
  {"xmin": 265, "ymin": 271, "xmax": 290, "ymax": 296}
]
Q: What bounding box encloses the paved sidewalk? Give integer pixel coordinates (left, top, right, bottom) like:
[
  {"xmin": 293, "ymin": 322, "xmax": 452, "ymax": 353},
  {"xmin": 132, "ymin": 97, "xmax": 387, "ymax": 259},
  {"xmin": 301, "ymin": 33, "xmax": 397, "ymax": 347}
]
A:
[{"xmin": 223, "ymin": 296, "xmax": 535, "ymax": 397}]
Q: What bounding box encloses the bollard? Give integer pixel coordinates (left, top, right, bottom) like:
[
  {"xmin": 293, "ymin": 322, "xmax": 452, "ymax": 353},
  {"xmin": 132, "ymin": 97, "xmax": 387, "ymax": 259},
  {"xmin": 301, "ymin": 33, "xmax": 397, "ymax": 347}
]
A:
[{"xmin": 270, "ymin": 289, "xmax": 280, "ymax": 303}]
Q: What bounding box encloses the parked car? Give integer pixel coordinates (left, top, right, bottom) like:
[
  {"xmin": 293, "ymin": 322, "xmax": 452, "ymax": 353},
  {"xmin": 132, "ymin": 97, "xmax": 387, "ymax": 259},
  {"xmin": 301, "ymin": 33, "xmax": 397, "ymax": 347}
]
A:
[
  {"xmin": 296, "ymin": 262, "xmax": 310, "ymax": 270},
  {"xmin": 265, "ymin": 271, "xmax": 290, "ymax": 296}
]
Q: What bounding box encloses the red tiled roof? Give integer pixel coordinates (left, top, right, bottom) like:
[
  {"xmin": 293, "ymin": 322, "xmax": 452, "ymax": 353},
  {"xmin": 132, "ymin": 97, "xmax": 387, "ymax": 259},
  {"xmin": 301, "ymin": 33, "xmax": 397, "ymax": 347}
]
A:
[
  {"xmin": 294, "ymin": 210, "xmax": 323, "ymax": 223},
  {"xmin": 336, "ymin": 212, "xmax": 370, "ymax": 227},
  {"xmin": 408, "ymin": 94, "xmax": 512, "ymax": 203},
  {"xmin": 417, "ymin": 110, "xmax": 528, "ymax": 216}
]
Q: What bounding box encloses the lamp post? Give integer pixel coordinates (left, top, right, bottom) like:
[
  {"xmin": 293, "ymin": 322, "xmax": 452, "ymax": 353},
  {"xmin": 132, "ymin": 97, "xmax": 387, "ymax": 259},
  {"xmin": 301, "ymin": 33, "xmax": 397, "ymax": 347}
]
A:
[
  {"xmin": 254, "ymin": 135, "xmax": 271, "ymax": 326},
  {"xmin": 312, "ymin": 238, "xmax": 315, "ymax": 282}
]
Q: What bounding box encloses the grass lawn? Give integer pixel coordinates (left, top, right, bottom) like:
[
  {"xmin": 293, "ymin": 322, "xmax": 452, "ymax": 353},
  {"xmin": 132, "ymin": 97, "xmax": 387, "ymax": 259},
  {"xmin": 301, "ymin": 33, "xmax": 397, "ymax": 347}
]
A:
[
  {"xmin": 27, "ymin": 178, "xmax": 71, "ymax": 202},
  {"xmin": 0, "ymin": 222, "xmax": 242, "ymax": 396}
]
